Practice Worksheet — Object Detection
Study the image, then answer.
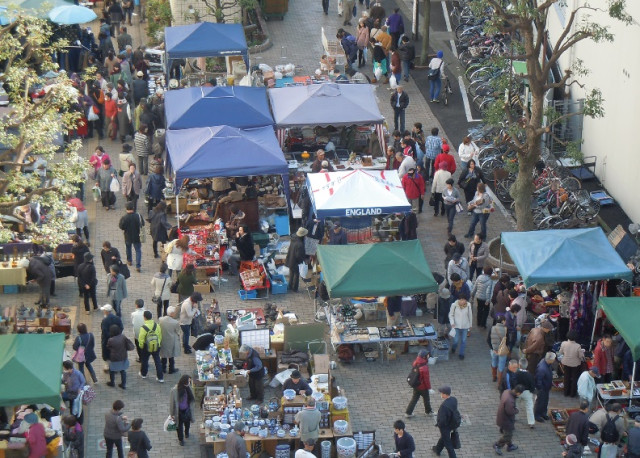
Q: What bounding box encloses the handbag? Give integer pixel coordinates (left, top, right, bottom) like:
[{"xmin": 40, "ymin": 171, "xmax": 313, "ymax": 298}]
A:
[
  {"xmin": 428, "ymin": 60, "xmax": 443, "ymax": 80},
  {"xmin": 497, "ymin": 336, "xmax": 510, "ymax": 356},
  {"xmin": 455, "ymin": 202, "xmax": 464, "ymax": 213},
  {"xmin": 451, "ymin": 430, "xmax": 461, "ymax": 449},
  {"xmin": 71, "ymin": 335, "xmax": 87, "ymax": 362},
  {"xmin": 92, "ymin": 105, "xmax": 100, "ymax": 115},
  {"xmin": 125, "ymin": 336, "xmax": 135, "ymax": 351},
  {"xmin": 428, "ymin": 195, "xmax": 435, "ymax": 207},
  {"xmin": 152, "ymin": 277, "xmax": 167, "ymax": 304},
  {"xmin": 138, "ymin": 213, "xmax": 146, "ymax": 243},
  {"xmin": 81, "ymin": 385, "xmax": 96, "ymax": 405},
  {"xmin": 170, "ymin": 277, "xmax": 179, "ymax": 294}
]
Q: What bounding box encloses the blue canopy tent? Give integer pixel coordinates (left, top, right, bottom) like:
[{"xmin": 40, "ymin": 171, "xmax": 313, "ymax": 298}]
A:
[
  {"xmin": 500, "ymin": 228, "xmax": 633, "ymax": 287},
  {"xmin": 166, "ymin": 126, "xmax": 288, "ymax": 188},
  {"xmin": 165, "ymin": 86, "xmax": 273, "ymax": 130},
  {"xmin": 164, "ymin": 22, "xmax": 249, "ymax": 78}
]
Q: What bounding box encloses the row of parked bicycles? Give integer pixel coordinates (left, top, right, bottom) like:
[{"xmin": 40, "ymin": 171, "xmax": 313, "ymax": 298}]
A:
[{"xmin": 448, "ymin": 1, "xmax": 601, "ymax": 229}]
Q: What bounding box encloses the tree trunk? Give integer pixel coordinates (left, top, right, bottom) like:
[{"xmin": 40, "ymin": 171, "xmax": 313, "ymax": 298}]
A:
[
  {"xmin": 419, "ymin": 0, "xmax": 431, "ymax": 65},
  {"xmin": 512, "ymin": 23, "xmax": 545, "ymax": 231}
]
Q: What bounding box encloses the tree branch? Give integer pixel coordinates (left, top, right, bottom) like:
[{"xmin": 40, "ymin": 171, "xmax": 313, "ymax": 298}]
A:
[{"xmin": 0, "ymin": 186, "xmax": 58, "ymax": 212}]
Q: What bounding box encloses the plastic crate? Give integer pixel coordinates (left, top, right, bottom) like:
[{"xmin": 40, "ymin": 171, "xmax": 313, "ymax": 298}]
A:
[
  {"xmin": 251, "ymin": 232, "xmax": 270, "ymax": 248},
  {"xmin": 274, "ymin": 215, "xmax": 290, "ymax": 236},
  {"xmin": 270, "ymin": 274, "xmax": 288, "ymax": 294},
  {"xmin": 3, "ymin": 285, "xmax": 18, "ymax": 294},
  {"xmin": 238, "ymin": 289, "xmax": 258, "ymax": 300}
]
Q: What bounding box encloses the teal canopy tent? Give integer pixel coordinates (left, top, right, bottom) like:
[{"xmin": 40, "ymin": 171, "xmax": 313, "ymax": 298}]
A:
[{"xmin": 316, "ymin": 240, "xmax": 438, "ymax": 297}]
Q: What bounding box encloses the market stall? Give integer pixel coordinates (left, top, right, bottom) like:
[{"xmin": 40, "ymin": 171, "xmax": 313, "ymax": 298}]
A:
[
  {"xmin": 268, "ymin": 83, "xmax": 387, "ymax": 158},
  {"xmin": 596, "ymin": 297, "xmax": 640, "ymax": 408},
  {"xmin": 306, "ymin": 169, "xmax": 411, "ymax": 243},
  {"xmin": 500, "ymin": 228, "xmax": 633, "ymax": 287},
  {"xmin": 164, "ymin": 86, "xmax": 274, "ymax": 130},
  {"xmin": 164, "ymin": 22, "xmax": 249, "ymax": 84},
  {"xmin": 0, "ymin": 334, "xmax": 65, "ymax": 406},
  {"xmin": 316, "ymin": 241, "xmax": 439, "ymax": 357}
]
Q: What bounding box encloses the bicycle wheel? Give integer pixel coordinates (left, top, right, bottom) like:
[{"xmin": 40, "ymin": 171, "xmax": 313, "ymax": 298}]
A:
[
  {"xmin": 494, "ymin": 179, "xmax": 514, "ymax": 203},
  {"xmin": 560, "ymin": 176, "xmax": 581, "ymax": 191},
  {"xmin": 480, "ymin": 158, "xmax": 503, "ymax": 178},
  {"xmin": 538, "ymin": 215, "xmax": 564, "ymax": 229},
  {"xmin": 575, "ymin": 200, "xmax": 601, "ymax": 222}
]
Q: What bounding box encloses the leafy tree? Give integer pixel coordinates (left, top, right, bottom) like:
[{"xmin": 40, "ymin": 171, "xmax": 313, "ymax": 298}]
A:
[
  {"xmin": 0, "ymin": 14, "xmax": 86, "ymax": 244},
  {"xmin": 472, "ymin": 0, "xmax": 631, "ymax": 230}
]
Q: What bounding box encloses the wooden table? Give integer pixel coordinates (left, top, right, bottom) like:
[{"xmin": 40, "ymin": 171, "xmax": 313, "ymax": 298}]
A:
[{"xmin": 0, "ymin": 265, "xmax": 26, "ymax": 286}]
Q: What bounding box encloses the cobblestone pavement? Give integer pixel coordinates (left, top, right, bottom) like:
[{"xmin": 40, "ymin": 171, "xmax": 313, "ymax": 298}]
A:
[{"xmin": 4, "ymin": 1, "xmax": 581, "ymax": 456}]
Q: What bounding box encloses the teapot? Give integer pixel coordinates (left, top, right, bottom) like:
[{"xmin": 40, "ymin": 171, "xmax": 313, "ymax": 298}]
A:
[{"xmin": 260, "ymin": 405, "xmax": 270, "ymax": 419}]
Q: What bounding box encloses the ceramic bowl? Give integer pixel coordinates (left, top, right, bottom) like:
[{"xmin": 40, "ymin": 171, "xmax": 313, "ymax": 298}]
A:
[
  {"xmin": 258, "ymin": 419, "xmax": 266, "ymax": 426},
  {"xmin": 220, "ymin": 423, "xmax": 231, "ymax": 432},
  {"xmin": 258, "ymin": 428, "xmax": 268, "ymax": 438},
  {"xmin": 277, "ymin": 429, "xmax": 285, "ymax": 438},
  {"xmin": 219, "ymin": 431, "xmax": 228, "ymax": 439},
  {"xmin": 205, "ymin": 419, "xmax": 213, "ymax": 428},
  {"xmin": 283, "ymin": 389, "xmax": 296, "ymax": 401},
  {"xmin": 332, "ymin": 396, "xmax": 348, "ymax": 410},
  {"xmin": 251, "ymin": 404, "xmax": 260, "ymax": 413},
  {"xmin": 315, "ymin": 373, "xmax": 328, "ymax": 383},
  {"xmin": 213, "ymin": 422, "xmax": 221, "ymax": 431},
  {"xmin": 249, "ymin": 426, "xmax": 259, "ymax": 435},
  {"xmin": 212, "ymin": 416, "xmax": 221, "ymax": 423},
  {"xmin": 311, "ymin": 391, "xmax": 325, "ymax": 403},
  {"xmin": 336, "ymin": 437, "xmax": 357, "ymax": 457},
  {"xmin": 333, "ymin": 419, "xmax": 348, "ymax": 434},
  {"xmin": 216, "ymin": 453, "xmax": 228, "ymax": 458}
]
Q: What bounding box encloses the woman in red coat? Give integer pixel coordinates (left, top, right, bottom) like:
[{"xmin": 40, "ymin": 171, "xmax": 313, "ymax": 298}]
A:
[
  {"xmin": 405, "ymin": 349, "xmax": 434, "ymax": 416},
  {"xmin": 23, "ymin": 413, "xmax": 47, "ymax": 458},
  {"xmin": 592, "ymin": 334, "xmax": 615, "ymax": 383}
]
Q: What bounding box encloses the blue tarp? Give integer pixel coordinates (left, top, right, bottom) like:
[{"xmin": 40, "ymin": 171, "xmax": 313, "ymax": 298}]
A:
[
  {"xmin": 268, "ymin": 83, "xmax": 384, "ymax": 127},
  {"xmin": 165, "ymin": 86, "xmax": 273, "ymax": 130},
  {"xmin": 166, "ymin": 126, "xmax": 288, "ymax": 187},
  {"xmin": 164, "ymin": 22, "xmax": 249, "ymax": 69},
  {"xmin": 501, "ymin": 228, "xmax": 633, "ymax": 286}
]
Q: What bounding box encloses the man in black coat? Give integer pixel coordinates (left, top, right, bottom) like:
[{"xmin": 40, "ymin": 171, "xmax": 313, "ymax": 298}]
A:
[
  {"xmin": 118, "ymin": 201, "xmax": 144, "ymax": 271},
  {"xmin": 131, "ymin": 71, "xmax": 149, "ymax": 107},
  {"xmin": 389, "ymin": 85, "xmax": 409, "ymax": 133},
  {"xmin": 433, "ymin": 386, "xmax": 459, "ymax": 457},
  {"xmin": 100, "ymin": 241, "xmax": 122, "ymax": 274},
  {"xmin": 28, "ymin": 255, "xmax": 53, "ymax": 307},
  {"xmin": 285, "ymin": 228, "xmax": 307, "ymax": 292},
  {"xmin": 77, "ymin": 252, "xmax": 98, "ymax": 313},
  {"xmin": 565, "ymin": 399, "xmax": 590, "ymax": 448}
]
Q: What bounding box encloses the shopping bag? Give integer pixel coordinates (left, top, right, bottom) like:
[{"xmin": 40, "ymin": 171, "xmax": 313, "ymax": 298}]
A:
[
  {"xmin": 298, "ymin": 262, "xmax": 309, "ymax": 278},
  {"xmin": 91, "ymin": 185, "xmax": 101, "ymax": 202},
  {"xmin": 163, "ymin": 416, "xmax": 177, "ymax": 432},
  {"xmin": 87, "ymin": 108, "xmax": 99, "ymax": 122},
  {"xmin": 389, "ymin": 74, "xmax": 398, "ymax": 89},
  {"xmin": 448, "ymin": 328, "xmax": 456, "ymax": 338},
  {"xmin": 81, "ymin": 385, "xmax": 96, "ymax": 405},
  {"xmin": 110, "ymin": 177, "xmax": 120, "ymax": 193},
  {"xmin": 71, "ymin": 345, "xmax": 85, "ymax": 363},
  {"xmin": 455, "ymin": 202, "xmax": 464, "ymax": 213},
  {"xmin": 429, "ymin": 195, "xmax": 435, "ymax": 207}
]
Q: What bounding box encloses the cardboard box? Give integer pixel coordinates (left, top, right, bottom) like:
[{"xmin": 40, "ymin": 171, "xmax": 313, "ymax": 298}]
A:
[
  {"xmin": 195, "ymin": 268, "xmax": 208, "ymax": 280},
  {"xmin": 193, "ymin": 283, "xmax": 211, "ymax": 294},
  {"xmin": 166, "ymin": 198, "xmax": 187, "ymax": 213},
  {"xmin": 312, "ymin": 354, "xmax": 330, "ymax": 375},
  {"xmin": 187, "ymin": 202, "xmax": 201, "ymax": 212}
]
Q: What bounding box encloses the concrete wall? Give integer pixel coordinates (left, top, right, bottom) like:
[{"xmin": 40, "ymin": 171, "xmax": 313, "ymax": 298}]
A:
[{"xmin": 546, "ymin": 0, "xmax": 640, "ymax": 224}]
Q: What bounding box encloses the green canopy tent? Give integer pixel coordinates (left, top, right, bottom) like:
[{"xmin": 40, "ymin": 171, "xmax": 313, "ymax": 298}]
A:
[
  {"xmin": 316, "ymin": 240, "xmax": 438, "ymax": 297},
  {"xmin": 597, "ymin": 297, "xmax": 640, "ymax": 401},
  {"xmin": 0, "ymin": 334, "xmax": 65, "ymax": 407}
]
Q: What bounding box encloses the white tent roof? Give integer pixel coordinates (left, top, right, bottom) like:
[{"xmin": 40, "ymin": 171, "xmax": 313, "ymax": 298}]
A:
[{"xmin": 307, "ymin": 170, "xmax": 410, "ymax": 218}]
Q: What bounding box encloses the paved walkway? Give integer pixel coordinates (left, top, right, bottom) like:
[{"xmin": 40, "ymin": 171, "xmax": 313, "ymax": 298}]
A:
[{"xmin": 3, "ymin": 2, "xmax": 579, "ymax": 457}]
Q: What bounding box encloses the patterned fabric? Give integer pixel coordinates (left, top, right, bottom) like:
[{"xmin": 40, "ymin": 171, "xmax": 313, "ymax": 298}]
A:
[{"xmin": 425, "ymin": 135, "xmax": 442, "ymax": 159}]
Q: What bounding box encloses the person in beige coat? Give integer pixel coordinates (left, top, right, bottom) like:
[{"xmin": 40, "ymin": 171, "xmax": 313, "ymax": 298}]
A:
[
  {"xmin": 159, "ymin": 306, "xmax": 181, "ymax": 375},
  {"xmin": 431, "ymin": 162, "xmax": 452, "ymax": 217}
]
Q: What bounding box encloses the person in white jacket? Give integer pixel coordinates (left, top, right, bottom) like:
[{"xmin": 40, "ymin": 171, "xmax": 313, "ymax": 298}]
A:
[
  {"xmin": 577, "ymin": 366, "xmax": 600, "ymax": 409},
  {"xmin": 457, "ymin": 136, "xmax": 479, "ymax": 170},
  {"xmin": 448, "ymin": 294, "xmax": 473, "ymax": 360}
]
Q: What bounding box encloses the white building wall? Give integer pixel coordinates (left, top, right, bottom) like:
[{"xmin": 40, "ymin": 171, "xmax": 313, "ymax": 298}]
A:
[{"xmin": 546, "ymin": 1, "xmax": 640, "ymax": 223}]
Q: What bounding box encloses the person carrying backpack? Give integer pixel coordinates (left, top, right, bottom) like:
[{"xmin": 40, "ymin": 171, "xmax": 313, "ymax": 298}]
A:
[
  {"xmin": 433, "ymin": 386, "xmax": 461, "ymax": 457},
  {"xmin": 589, "ymin": 403, "xmax": 625, "ymax": 458},
  {"xmin": 138, "ymin": 311, "xmax": 164, "ymax": 383},
  {"xmin": 405, "ymin": 349, "xmax": 434, "ymax": 417}
]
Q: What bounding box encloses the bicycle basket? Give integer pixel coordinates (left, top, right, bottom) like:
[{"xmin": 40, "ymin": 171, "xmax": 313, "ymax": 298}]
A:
[
  {"xmin": 574, "ymin": 189, "xmax": 592, "ymax": 206},
  {"xmin": 470, "ymin": 46, "xmax": 482, "ymax": 57}
]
